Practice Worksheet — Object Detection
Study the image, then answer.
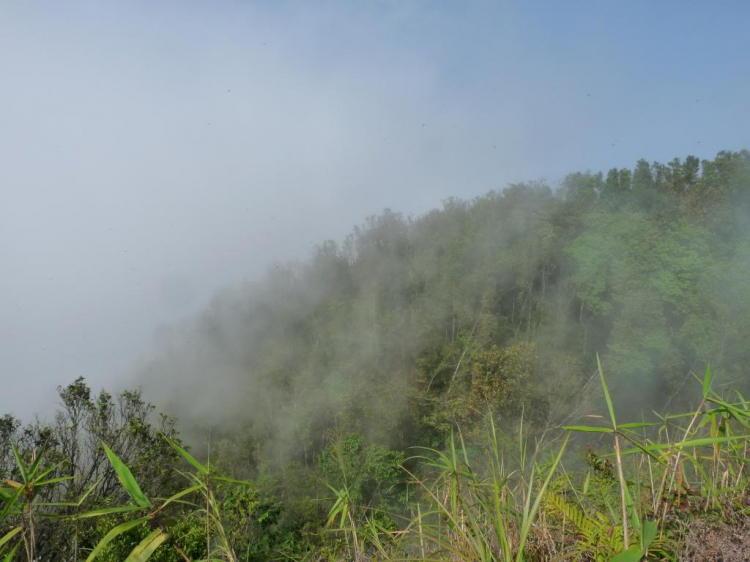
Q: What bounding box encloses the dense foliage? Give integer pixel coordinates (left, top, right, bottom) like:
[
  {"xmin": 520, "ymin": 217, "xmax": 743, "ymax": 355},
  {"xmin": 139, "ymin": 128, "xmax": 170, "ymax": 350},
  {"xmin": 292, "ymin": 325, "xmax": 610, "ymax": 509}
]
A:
[
  {"xmin": 3, "ymin": 150, "xmax": 750, "ymax": 560},
  {"xmin": 147, "ymin": 150, "xmax": 750, "ymax": 447}
]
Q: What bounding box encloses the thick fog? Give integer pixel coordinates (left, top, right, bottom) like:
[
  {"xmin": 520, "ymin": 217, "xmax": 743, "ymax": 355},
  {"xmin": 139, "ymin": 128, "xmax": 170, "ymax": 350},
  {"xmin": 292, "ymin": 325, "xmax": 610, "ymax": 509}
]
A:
[{"xmin": 1, "ymin": 1, "xmax": 748, "ymax": 418}]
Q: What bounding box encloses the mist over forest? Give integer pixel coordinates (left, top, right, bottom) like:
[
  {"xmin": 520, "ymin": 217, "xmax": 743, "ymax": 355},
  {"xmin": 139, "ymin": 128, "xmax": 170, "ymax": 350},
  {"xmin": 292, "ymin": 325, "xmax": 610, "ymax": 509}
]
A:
[
  {"xmin": 140, "ymin": 150, "xmax": 750, "ymax": 460},
  {"xmin": 3, "ymin": 2, "xmax": 750, "ymax": 560},
  {"xmin": 5, "ymin": 149, "xmax": 750, "ymax": 560}
]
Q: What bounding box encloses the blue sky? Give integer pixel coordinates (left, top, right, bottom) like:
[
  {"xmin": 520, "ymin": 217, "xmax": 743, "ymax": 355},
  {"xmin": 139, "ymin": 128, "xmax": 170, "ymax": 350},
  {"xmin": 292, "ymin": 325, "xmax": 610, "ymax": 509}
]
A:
[{"xmin": 0, "ymin": 1, "xmax": 748, "ymax": 416}]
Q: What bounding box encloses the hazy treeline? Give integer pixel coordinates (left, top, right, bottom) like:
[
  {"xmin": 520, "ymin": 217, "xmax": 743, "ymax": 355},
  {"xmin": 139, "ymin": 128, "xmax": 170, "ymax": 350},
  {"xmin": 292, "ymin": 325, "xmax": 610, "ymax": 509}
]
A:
[{"xmin": 141, "ymin": 149, "xmax": 750, "ymax": 459}]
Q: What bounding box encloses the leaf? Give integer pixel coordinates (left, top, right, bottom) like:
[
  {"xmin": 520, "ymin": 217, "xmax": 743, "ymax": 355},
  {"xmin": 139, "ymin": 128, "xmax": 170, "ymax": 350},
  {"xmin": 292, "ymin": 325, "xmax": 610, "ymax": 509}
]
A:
[
  {"xmin": 26, "ymin": 446, "xmax": 46, "ymax": 480},
  {"xmin": 563, "ymin": 425, "xmax": 613, "ymax": 433},
  {"xmin": 545, "ymin": 492, "xmax": 613, "ymax": 547},
  {"xmin": 617, "ymin": 433, "xmax": 665, "ymax": 464},
  {"xmin": 101, "ymin": 442, "xmax": 152, "ymax": 509},
  {"xmin": 77, "ymin": 478, "xmax": 103, "ymax": 505},
  {"xmin": 35, "ymin": 475, "xmax": 77, "ymax": 488},
  {"xmin": 0, "ymin": 527, "xmax": 21, "ymax": 549},
  {"xmin": 29, "ymin": 461, "xmax": 66, "ymax": 489},
  {"xmin": 618, "ymin": 422, "xmax": 661, "ymax": 429},
  {"xmin": 76, "ymin": 505, "xmax": 142, "ymax": 519},
  {"xmin": 124, "ymin": 529, "xmax": 168, "ymax": 562},
  {"xmin": 10, "ymin": 445, "xmax": 26, "ymax": 484},
  {"xmin": 703, "ymin": 364, "xmax": 712, "ymax": 398},
  {"xmin": 0, "ymin": 486, "xmax": 24, "ymax": 522},
  {"xmin": 156, "ymin": 484, "xmax": 203, "ymax": 511},
  {"xmin": 642, "ymin": 519, "xmax": 657, "ymax": 549},
  {"xmin": 164, "ymin": 437, "xmax": 207, "ymax": 475},
  {"xmin": 625, "ymin": 484, "xmax": 639, "ymax": 537},
  {"xmin": 597, "ymin": 354, "xmax": 617, "ymax": 430},
  {"xmin": 212, "ymin": 475, "xmax": 253, "ymax": 486},
  {"xmin": 611, "ymin": 545, "xmax": 644, "ymax": 562},
  {"xmin": 85, "ymin": 517, "xmax": 150, "ymax": 561},
  {"xmin": 2, "ymin": 542, "xmax": 20, "ymax": 562},
  {"xmin": 37, "ymin": 478, "xmax": 102, "ymax": 509},
  {"xmin": 616, "ymin": 434, "xmax": 750, "ymax": 456},
  {"xmin": 706, "ymin": 398, "xmax": 750, "ymax": 429}
]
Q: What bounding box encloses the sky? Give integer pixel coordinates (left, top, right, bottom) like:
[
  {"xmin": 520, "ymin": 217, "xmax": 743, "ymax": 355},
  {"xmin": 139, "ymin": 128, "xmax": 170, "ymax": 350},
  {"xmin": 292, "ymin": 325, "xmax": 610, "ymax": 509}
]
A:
[{"xmin": 1, "ymin": 1, "xmax": 748, "ymax": 418}]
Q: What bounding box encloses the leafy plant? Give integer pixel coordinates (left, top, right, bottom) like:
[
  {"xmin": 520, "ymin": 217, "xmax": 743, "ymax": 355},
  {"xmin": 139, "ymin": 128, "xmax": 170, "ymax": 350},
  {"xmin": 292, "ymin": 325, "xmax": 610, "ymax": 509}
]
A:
[{"xmin": 79, "ymin": 437, "xmax": 252, "ymax": 561}]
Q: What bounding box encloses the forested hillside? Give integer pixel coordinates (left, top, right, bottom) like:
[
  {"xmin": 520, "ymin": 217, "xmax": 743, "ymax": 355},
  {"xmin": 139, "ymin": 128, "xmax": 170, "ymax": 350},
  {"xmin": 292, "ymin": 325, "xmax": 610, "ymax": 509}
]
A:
[
  {"xmin": 145, "ymin": 150, "xmax": 750, "ymax": 453},
  {"xmin": 3, "ymin": 150, "xmax": 750, "ymax": 560}
]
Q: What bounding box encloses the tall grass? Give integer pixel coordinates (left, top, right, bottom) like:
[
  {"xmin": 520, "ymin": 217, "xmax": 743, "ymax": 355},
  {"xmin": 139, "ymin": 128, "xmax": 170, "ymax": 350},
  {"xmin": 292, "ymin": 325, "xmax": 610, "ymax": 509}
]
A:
[{"xmin": 334, "ymin": 362, "xmax": 750, "ymax": 561}]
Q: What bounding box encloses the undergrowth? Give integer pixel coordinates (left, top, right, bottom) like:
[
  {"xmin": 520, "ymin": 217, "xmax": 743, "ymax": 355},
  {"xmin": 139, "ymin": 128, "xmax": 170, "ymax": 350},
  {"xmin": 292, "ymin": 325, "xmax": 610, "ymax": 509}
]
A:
[{"xmin": 0, "ymin": 361, "xmax": 748, "ymax": 560}]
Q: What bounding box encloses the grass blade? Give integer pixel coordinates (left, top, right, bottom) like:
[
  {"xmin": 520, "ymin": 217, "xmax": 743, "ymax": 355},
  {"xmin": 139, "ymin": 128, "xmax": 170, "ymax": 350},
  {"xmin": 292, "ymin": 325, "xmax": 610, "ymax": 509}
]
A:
[
  {"xmin": 85, "ymin": 517, "xmax": 150, "ymax": 561},
  {"xmin": 163, "ymin": 436, "xmax": 208, "ymax": 475},
  {"xmin": 124, "ymin": 529, "xmax": 168, "ymax": 561},
  {"xmin": 101, "ymin": 442, "xmax": 152, "ymax": 509},
  {"xmin": 0, "ymin": 527, "xmax": 21, "ymax": 549},
  {"xmin": 597, "ymin": 353, "xmax": 617, "ymax": 430}
]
